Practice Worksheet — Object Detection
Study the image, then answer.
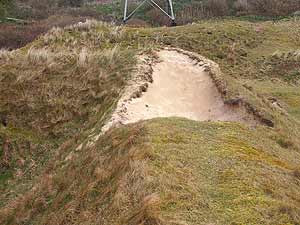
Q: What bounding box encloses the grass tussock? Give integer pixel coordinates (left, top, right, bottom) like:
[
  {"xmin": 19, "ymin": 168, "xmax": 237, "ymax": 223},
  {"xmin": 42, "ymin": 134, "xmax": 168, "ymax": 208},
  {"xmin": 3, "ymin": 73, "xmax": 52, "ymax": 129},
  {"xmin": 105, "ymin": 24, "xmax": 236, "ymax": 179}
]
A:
[
  {"xmin": 77, "ymin": 47, "xmax": 89, "ymax": 67},
  {"xmin": 40, "ymin": 20, "xmax": 125, "ymax": 50},
  {"xmin": 67, "ymin": 19, "xmax": 107, "ymax": 31},
  {"xmin": 27, "ymin": 47, "xmax": 52, "ymax": 65},
  {"xmin": 0, "ymin": 49, "xmax": 13, "ymax": 62}
]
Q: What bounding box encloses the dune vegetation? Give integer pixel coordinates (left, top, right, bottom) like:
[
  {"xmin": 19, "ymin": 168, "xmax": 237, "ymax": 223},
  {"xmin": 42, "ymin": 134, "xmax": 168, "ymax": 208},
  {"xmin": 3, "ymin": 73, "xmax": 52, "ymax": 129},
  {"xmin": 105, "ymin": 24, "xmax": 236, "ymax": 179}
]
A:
[{"xmin": 0, "ymin": 17, "xmax": 300, "ymax": 224}]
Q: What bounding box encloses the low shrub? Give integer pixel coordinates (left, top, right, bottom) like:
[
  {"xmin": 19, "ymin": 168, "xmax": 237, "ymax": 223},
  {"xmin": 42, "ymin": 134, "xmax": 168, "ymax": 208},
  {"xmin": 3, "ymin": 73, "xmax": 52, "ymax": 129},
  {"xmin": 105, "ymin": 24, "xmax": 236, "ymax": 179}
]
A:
[
  {"xmin": 247, "ymin": 0, "xmax": 300, "ymax": 16},
  {"xmin": 0, "ymin": 15, "xmax": 90, "ymax": 49},
  {"xmin": 176, "ymin": 0, "xmax": 300, "ymax": 24},
  {"xmin": 0, "ymin": 0, "xmax": 15, "ymax": 19}
]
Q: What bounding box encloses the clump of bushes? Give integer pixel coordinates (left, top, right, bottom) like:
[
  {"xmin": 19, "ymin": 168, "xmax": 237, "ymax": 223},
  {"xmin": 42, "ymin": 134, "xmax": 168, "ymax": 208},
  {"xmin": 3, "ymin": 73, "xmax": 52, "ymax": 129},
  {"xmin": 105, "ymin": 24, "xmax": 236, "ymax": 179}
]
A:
[
  {"xmin": 0, "ymin": 0, "xmax": 117, "ymax": 50},
  {"xmin": 246, "ymin": 0, "xmax": 300, "ymax": 16},
  {"xmin": 0, "ymin": 15, "xmax": 89, "ymax": 49},
  {"xmin": 11, "ymin": 0, "xmax": 85, "ymax": 20},
  {"xmin": 2, "ymin": 0, "xmax": 300, "ymax": 47},
  {"xmin": 176, "ymin": 0, "xmax": 300, "ymax": 24},
  {"xmin": 0, "ymin": 0, "xmax": 15, "ymax": 19},
  {"xmin": 57, "ymin": 0, "xmax": 84, "ymax": 7},
  {"xmin": 176, "ymin": 0, "xmax": 230, "ymax": 24}
]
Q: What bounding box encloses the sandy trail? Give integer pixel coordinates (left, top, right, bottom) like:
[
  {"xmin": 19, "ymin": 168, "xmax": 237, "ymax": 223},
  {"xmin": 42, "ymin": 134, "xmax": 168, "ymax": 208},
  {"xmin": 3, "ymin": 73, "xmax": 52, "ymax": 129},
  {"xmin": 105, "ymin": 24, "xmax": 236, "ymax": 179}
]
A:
[{"xmin": 123, "ymin": 50, "xmax": 244, "ymax": 124}]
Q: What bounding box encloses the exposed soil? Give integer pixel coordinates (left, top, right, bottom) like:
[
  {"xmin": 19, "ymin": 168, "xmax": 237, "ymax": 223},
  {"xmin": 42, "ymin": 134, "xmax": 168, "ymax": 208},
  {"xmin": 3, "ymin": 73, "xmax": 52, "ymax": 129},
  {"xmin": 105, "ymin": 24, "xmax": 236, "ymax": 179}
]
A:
[
  {"xmin": 124, "ymin": 50, "xmax": 245, "ymax": 123},
  {"xmin": 101, "ymin": 49, "xmax": 252, "ymax": 135}
]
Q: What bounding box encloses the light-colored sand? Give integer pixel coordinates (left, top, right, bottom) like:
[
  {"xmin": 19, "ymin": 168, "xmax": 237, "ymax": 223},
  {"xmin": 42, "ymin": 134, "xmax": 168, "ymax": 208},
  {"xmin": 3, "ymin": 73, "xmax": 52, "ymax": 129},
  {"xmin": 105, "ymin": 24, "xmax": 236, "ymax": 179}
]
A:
[
  {"xmin": 79, "ymin": 49, "xmax": 252, "ymax": 149},
  {"xmin": 122, "ymin": 50, "xmax": 244, "ymax": 124}
]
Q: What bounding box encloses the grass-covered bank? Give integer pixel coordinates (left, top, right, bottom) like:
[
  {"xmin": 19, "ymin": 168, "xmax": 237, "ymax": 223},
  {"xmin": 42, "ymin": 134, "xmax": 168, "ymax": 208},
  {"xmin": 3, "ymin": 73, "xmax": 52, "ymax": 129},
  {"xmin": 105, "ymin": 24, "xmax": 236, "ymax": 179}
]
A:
[
  {"xmin": 121, "ymin": 19, "xmax": 300, "ymax": 147},
  {"xmin": 0, "ymin": 21, "xmax": 137, "ymax": 207},
  {"xmin": 1, "ymin": 118, "xmax": 300, "ymax": 224},
  {"xmin": 0, "ymin": 18, "xmax": 300, "ymax": 224}
]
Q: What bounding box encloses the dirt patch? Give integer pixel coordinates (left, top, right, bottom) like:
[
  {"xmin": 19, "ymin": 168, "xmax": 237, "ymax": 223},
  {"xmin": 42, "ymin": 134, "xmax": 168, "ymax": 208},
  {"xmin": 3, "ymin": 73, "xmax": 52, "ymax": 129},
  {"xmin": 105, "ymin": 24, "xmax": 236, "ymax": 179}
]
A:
[{"xmin": 101, "ymin": 48, "xmax": 254, "ymax": 134}]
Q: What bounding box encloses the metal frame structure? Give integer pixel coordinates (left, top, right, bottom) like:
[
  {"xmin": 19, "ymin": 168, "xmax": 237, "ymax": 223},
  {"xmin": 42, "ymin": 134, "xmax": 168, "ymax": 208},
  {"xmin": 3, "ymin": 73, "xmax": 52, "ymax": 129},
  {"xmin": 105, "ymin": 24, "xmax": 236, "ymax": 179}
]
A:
[{"xmin": 123, "ymin": 0, "xmax": 176, "ymax": 25}]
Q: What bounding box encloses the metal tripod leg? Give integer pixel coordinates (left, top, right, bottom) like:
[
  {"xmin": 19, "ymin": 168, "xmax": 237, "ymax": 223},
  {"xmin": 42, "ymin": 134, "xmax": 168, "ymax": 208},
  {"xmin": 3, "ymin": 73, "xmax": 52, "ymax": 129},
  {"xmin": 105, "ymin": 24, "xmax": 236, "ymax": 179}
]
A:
[
  {"xmin": 123, "ymin": 0, "xmax": 128, "ymax": 23},
  {"xmin": 123, "ymin": 0, "xmax": 148, "ymax": 23},
  {"xmin": 123, "ymin": 0, "xmax": 176, "ymax": 25},
  {"xmin": 167, "ymin": 0, "xmax": 176, "ymax": 25}
]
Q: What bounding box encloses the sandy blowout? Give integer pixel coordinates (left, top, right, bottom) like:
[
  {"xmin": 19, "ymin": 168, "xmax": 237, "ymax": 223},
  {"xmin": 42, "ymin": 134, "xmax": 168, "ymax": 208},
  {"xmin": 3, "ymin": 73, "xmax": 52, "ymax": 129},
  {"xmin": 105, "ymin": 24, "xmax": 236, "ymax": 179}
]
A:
[{"xmin": 101, "ymin": 49, "xmax": 251, "ymax": 134}]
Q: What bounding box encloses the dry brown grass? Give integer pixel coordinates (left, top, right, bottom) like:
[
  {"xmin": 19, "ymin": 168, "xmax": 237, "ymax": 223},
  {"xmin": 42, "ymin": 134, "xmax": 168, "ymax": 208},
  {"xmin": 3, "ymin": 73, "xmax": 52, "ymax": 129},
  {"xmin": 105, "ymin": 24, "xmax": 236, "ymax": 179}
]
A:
[
  {"xmin": 0, "ymin": 124, "xmax": 161, "ymax": 225},
  {"xmin": 0, "ymin": 20, "xmax": 136, "ymax": 212},
  {"xmin": 26, "ymin": 47, "xmax": 52, "ymax": 65},
  {"xmin": 294, "ymin": 168, "xmax": 300, "ymax": 180},
  {"xmin": 77, "ymin": 47, "xmax": 89, "ymax": 67},
  {"xmin": 0, "ymin": 20, "xmax": 131, "ymax": 138},
  {"xmin": 0, "ymin": 49, "xmax": 13, "ymax": 61}
]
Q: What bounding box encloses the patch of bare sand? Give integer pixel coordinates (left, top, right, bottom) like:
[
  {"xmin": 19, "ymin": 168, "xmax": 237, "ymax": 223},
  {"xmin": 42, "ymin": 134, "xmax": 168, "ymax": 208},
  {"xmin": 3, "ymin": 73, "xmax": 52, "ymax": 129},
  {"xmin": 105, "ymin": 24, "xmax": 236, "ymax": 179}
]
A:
[
  {"xmin": 124, "ymin": 50, "xmax": 245, "ymax": 123},
  {"xmin": 100, "ymin": 49, "xmax": 252, "ymax": 136},
  {"xmin": 74, "ymin": 48, "xmax": 257, "ymax": 151}
]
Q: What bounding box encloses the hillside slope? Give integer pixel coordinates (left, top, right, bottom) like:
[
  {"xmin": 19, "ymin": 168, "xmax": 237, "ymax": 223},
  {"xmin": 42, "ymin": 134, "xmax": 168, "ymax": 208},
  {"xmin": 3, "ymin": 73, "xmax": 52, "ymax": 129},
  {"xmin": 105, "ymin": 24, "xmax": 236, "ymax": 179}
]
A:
[
  {"xmin": 1, "ymin": 19, "xmax": 300, "ymax": 224},
  {"xmin": 1, "ymin": 119, "xmax": 300, "ymax": 224}
]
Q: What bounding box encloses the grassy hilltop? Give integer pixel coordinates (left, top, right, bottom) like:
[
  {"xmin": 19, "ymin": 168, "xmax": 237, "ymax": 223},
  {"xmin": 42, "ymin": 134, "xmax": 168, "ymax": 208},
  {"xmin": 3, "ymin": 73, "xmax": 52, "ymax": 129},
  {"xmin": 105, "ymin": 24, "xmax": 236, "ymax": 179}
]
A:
[{"xmin": 0, "ymin": 18, "xmax": 300, "ymax": 224}]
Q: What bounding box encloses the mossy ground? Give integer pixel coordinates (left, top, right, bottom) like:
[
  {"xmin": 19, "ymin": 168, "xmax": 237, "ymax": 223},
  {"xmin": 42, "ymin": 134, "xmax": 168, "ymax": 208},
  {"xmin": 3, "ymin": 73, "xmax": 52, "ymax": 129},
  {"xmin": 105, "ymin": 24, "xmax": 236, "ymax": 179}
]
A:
[
  {"xmin": 2, "ymin": 118, "xmax": 300, "ymax": 224},
  {"xmin": 0, "ymin": 18, "xmax": 300, "ymax": 224},
  {"xmin": 147, "ymin": 118, "xmax": 300, "ymax": 224}
]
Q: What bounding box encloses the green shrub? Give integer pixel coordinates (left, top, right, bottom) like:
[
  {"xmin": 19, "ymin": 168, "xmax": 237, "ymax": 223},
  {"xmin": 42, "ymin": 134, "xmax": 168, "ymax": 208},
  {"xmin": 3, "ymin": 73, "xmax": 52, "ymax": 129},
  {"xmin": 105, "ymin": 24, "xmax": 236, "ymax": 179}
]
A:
[
  {"xmin": 0, "ymin": 0, "xmax": 15, "ymax": 19},
  {"xmin": 57, "ymin": 0, "xmax": 83, "ymax": 7}
]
